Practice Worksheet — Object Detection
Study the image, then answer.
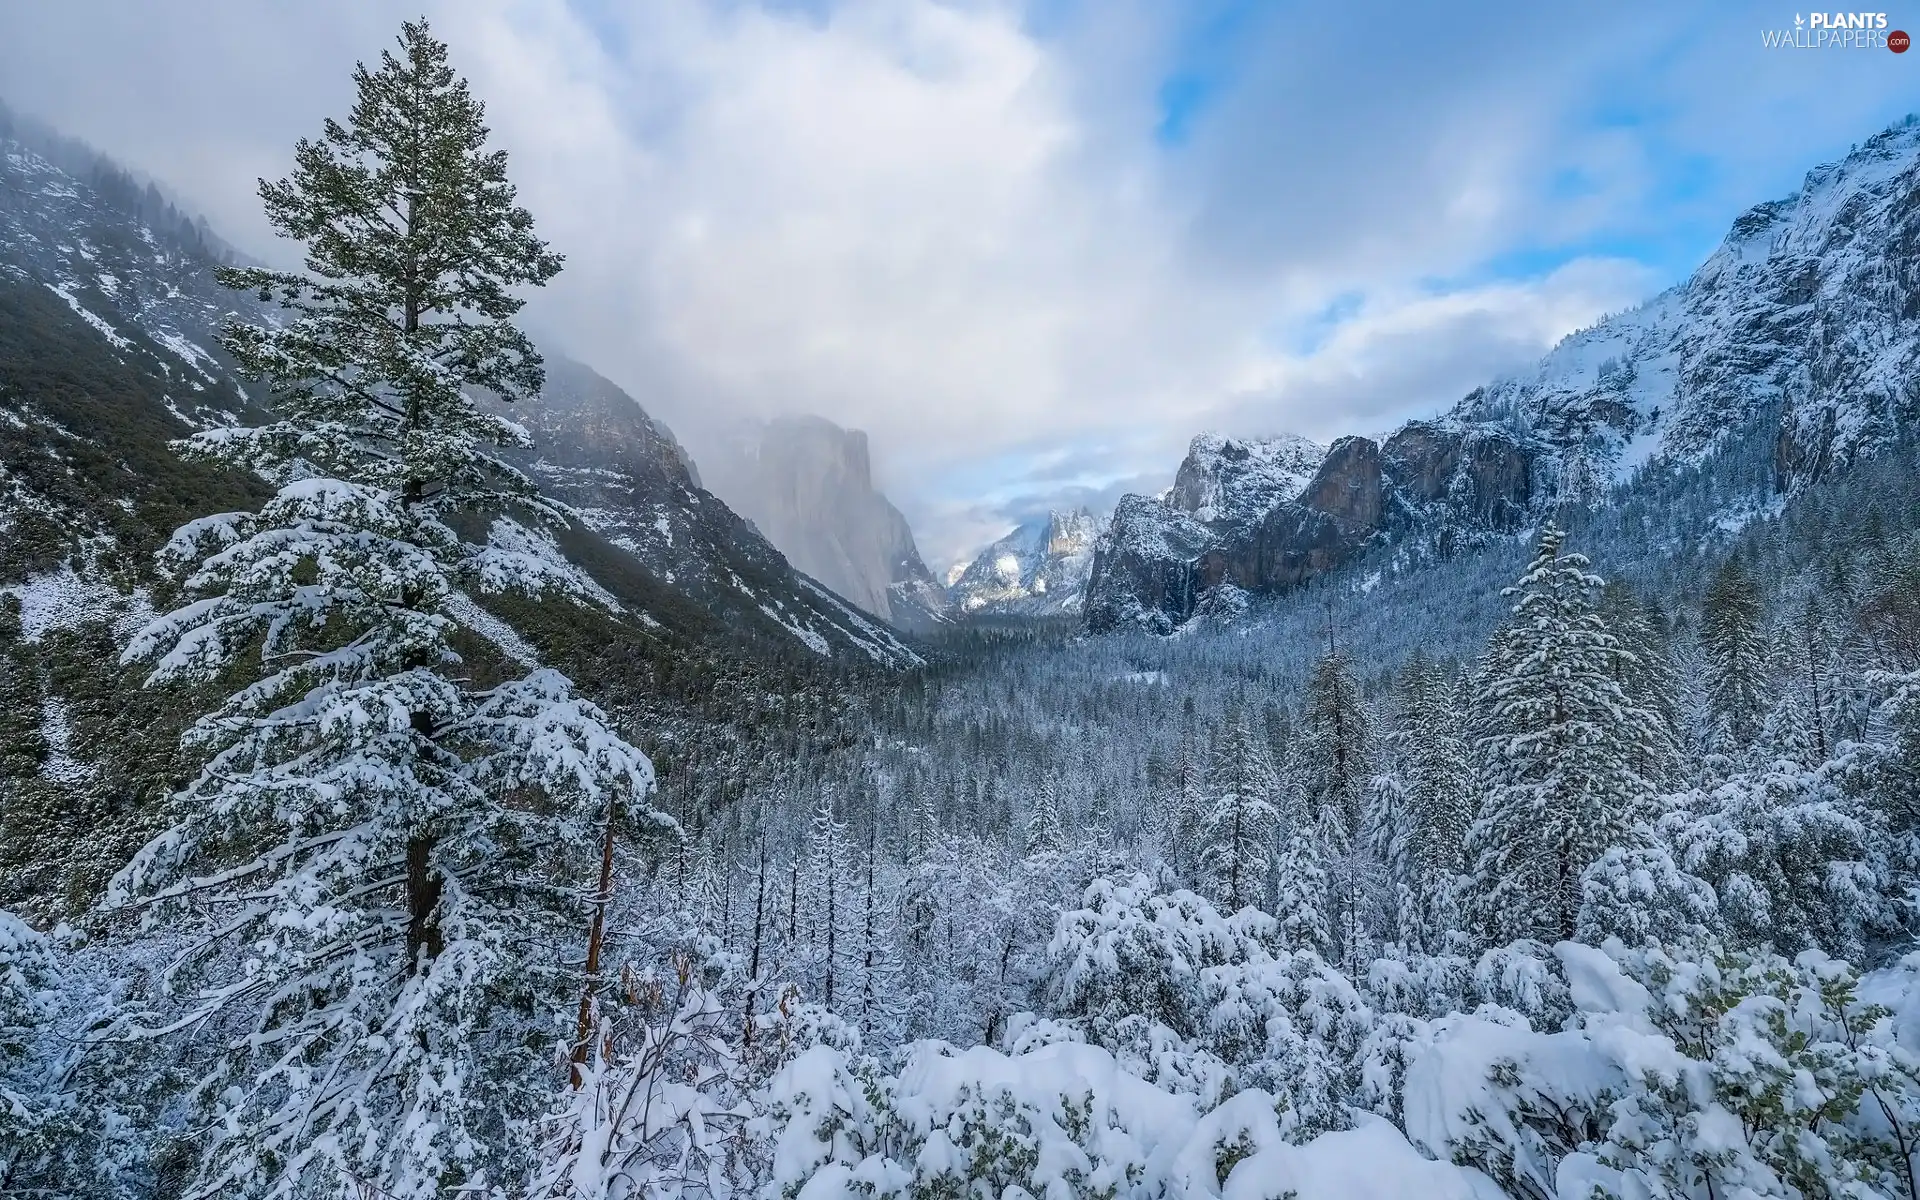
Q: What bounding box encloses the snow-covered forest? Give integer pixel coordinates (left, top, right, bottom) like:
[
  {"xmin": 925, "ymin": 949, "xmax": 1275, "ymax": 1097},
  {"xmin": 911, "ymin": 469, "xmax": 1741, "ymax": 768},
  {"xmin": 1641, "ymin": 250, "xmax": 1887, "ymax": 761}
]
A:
[{"xmin": 6, "ymin": 17, "xmax": 1920, "ymax": 1200}]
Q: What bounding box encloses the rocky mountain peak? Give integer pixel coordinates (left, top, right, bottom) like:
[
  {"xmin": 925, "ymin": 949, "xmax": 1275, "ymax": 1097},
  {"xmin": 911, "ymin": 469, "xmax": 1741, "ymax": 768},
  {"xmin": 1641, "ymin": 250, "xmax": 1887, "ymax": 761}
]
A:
[
  {"xmin": 697, "ymin": 415, "xmax": 949, "ymax": 630},
  {"xmin": 1084, "ymin": 113, "xmax": 1920, "ymax": 636},
  {"xmin": 1168, "ymin": 431, "xmax": 1325, "ymax": 525},
  {"xmin": 948, "ymin": 507, "xmax": 1101, "ymax": 617}
]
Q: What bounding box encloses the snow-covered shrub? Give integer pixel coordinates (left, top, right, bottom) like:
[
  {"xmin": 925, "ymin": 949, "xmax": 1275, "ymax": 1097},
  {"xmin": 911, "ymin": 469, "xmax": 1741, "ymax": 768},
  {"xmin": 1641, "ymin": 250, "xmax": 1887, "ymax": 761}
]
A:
[
  {"xmin": 1043, "ymin": 876, "xmax": 1371, "ymax": 1137},
  {"xmin": 532, "ymin": 955, "xmax": 752, "ymax": 1200},
  {"xmin": 0, "ymin": 912, "xmax": 139, "ymax": 1197},
  {"xmin": 754, "ymin": 1037, "xmax": 1507, "ymax": 1200},
  {"xmin": 1578, "ymin": 939, "xmax": 1920, "ymax": 1200},
  {"xmin": 1575, "ymin": 839, "xmax": 1719, "ymax": 947},
  {"xmin": 1471, "ymin": 940, "xmax": 1573, "ymax": 1029},
  {"xmin": 1659, "ymin": 757, "xmax": 1887, "ymax": 959},
  {"xmin": 755, "ymin": 1039, "xmax": 1199, "ymax": 1200},
  {"xmin": 1406, "ymin": 936, "xmax": 1920, "ymax": 1200}
]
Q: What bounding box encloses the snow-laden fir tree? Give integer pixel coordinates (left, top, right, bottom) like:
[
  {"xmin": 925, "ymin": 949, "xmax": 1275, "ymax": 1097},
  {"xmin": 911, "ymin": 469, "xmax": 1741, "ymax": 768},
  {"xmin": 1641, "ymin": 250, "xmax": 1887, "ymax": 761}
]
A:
[
  {"xmin": 1199, "ymin": 709, "xmax": 1279, "ymax": 912},
  {"xmin": 1297, "ymin": 651, "xmax": 1373, "ymax": 837},
  {"xmin": 1702, "ymin": 557, "xmax": 1771, "ymax": 753},
  {"xmin": 1598, "ymin": 583, "xmax": 1683, "ymax": 786},
  {"xmin": 1272, "ymin": 785, "xmax": 1334, "ymax": 958},
  {"xmin": 102, "ymin": 22, "xmax": 674, "ymax": 1197},
  {"xmin": 802, "ymin": 800, "xmax": 856, "ymax": 1011},
  {"xmin": 1152, "ymin": 713, "xmax": 1208, "ymax": 881},
  {"xmin": 1362, "ymin": 771, "xmax": 1421, "ymax": 950},
  {"xmin": 1386, "ymin": 654, "xmax": 1473, "ymax": 943},
  {"xmin": 0, "ymin": 911, "xmax": 140, "ymax": 1197},
  {"xmin": 1294, "ymin": 651, "xmax": 1373, "ymax": 970},
  {"xmin": 1025, "ymin": 774, "xmax": 1068, "ymax": 858},
  {"xmin": 1464, "ymin": 524, "xmax": 1672, "ymax": 944}
]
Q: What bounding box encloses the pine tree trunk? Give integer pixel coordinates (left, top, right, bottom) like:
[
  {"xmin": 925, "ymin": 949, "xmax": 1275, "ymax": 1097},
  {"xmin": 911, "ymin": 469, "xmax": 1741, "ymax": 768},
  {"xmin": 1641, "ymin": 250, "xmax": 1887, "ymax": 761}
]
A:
[
  {"xmin": 570, "ymin": 793, "xmax": 620, "ymax": 1087},
  {"xmin": 745, "ymin": 844, "xmax": 767, "ymax": 1047},
  {"xmin": 406, "ymin": 833, "xmax": 442, "ymax": 964}
]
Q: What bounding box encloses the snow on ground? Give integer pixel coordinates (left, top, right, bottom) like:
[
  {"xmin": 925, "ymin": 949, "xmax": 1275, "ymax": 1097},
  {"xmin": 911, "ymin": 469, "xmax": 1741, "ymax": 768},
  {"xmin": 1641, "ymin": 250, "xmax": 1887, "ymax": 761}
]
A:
[
  {"xmin": 36, "ymin": 697, "xmax": 95, "ymax": 785},
  {"xmin": 2, "ymin": 568, "xmax": 136, "ymax": 642},
  {"xmin": 471, "ymin": 517, "xmax": 623, "ymax": 611},
  {"xmin": 760, "ymin": 603, "xmax": 832, "ymax": 656},
  {"xmin": 444, "ymin": 590, "xmax": 540, "ymax": 669},
  {"xmin": 45, "ymin": 282, "xmax": 130, "ymax": 349}
]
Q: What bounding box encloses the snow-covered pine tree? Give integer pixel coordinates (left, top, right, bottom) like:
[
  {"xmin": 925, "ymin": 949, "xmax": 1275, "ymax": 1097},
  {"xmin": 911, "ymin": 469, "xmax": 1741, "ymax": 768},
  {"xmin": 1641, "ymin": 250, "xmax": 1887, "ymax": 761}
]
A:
[
  {"xmin": 1199, "ymin": 709, "xmax": 1280, "ymax": 912},
  {"xmin": 1702, "ymin": 557, "xmax": 1771, "ymax": 753},
  {"xmin": 1295, "ymin": 651, "xmax": 1373, "ymax": 970},
  {"xmin": 1298, "ymin": 651, "xmax": 1373, "ymax": 838},
  {"xmin": 1362, "ymin": 771, "xmax": 1420, "ymax": 950},
  {"xmin": 1025, "ymin": 773, "xmax": 1068, "ymax": 858},
  {"xmin": 1152, "ymin": 701, "xmax": 1207, "ymax": 882},
  {"xmin": 0, "ymin": 912, "xmax": 140, "ymax": 1197},
  {"xmin": 103, "ymin": 22, "xmax": 673, "ymax": 1198},
  {"xmin": 1599, "ymin": 582, "xmax": 1684, "ymax": 787},
  {"xmin": 1389, "ymin": 655, "xmax": 1473, "ymax": 938},
  {"xmin": 854, "ymin": 829, "xmax": 906, "ymax": 1043},
  {"xmin": 802, "ymin": 801, "xmax": 855, "ymax": 1011},
  {"xmin": 1272, "ymin": 806, "xmax": 1334, "ymax": 957},
  {"xmin": 1464, "ymin": 524, "xmax": 1671, "ymax": 944}
]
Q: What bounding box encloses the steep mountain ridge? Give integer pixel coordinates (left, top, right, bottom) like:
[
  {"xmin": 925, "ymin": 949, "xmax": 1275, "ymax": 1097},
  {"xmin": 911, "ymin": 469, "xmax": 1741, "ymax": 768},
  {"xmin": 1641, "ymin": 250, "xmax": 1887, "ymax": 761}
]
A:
[
  {"xmin": 0, "ymin": 121, "xmax": 920, "ymax": 668},
  {"xmin": 1085, "ymin": 423, "xmax": 1535, "ymax": 633},
  {"xmin": 1453, "ymin": 115, "xmax": 1920, "ymax": 491},
  {"xmin": 697, "ymin": 415, "xmax": 950, "ymax": 631},
  {"xmin": 1082, "ymin": 114, "xmax": 1920, "ymax": 635},
  {"xmin": 947, "ymin": 507, "xmax": 1101, "ymax": 617}
]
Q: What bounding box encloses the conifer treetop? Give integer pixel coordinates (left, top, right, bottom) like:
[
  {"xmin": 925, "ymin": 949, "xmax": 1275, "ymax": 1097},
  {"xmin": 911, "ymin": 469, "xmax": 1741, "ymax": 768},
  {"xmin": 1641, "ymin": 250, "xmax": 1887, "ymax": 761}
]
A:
[{"xmin": 210, "ymin": 18, "xmax": 563, "ymax": 506}]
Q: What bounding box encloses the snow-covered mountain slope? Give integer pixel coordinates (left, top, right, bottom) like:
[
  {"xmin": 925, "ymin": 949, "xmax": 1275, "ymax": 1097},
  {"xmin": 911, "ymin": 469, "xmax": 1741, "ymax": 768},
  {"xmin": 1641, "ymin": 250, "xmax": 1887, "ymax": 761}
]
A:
[
  {"xmin": 0, "ymin": 113, "xmax": 920, "ymax": 670},
  {"xmin": 1, "ymin": 111, "xmax": 254, "ymax": 433},
  {"xmin": 1454, "ymin": 114, "xmax": 1920, "ymax": 492},
  {"xmin": 501, "ymin": 365, "xmax": 924, "ymax": 665},
  {"xmin": 1084, "ymin": 113, "xmax": 1920, "ymax": 636},
  {"xmin": 697, "ymin": 415, "xmax": 951, "ymax": 632},
  {"xmin": 947, "ymin": 508, "xmax": 1101, "ymax": 617},
  {"xmin": 1167, "ymin": 432, "xmax": 1325, "ymax": 526}
]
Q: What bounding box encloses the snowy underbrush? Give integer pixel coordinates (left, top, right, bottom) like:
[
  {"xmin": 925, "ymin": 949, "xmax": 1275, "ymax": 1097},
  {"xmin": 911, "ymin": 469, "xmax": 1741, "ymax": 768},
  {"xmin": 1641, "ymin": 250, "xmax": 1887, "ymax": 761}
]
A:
[{"xmin": 749, "ymin": 878, "xmax": 1920, "ymax": 1200}]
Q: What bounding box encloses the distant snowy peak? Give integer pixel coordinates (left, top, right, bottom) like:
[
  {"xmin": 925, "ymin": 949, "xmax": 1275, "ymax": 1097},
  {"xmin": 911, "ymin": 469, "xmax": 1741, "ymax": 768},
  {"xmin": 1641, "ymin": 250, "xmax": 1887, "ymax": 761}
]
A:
[
  {"xmin": 1168, "ymin": 432, "xmax": 1326, "ymax": 525},
  {"xmin": 1454, "ymin": 114, "xmax": 1920, "ymax": 491},
  {"xmin": 948, "ymin": 508, "xmax": 1101, "ymax": 617}
]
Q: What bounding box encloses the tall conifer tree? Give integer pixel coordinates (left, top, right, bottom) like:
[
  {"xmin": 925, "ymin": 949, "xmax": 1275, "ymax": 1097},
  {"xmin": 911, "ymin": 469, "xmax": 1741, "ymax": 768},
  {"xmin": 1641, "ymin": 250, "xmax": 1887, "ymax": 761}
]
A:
[
  {"xmin": 105, "ymin": 22, "xmax": 670, "ymax": 1197},
  {"xmin": 1465, "ymin": 525, "xmax": 1668, "ymax": 943}
]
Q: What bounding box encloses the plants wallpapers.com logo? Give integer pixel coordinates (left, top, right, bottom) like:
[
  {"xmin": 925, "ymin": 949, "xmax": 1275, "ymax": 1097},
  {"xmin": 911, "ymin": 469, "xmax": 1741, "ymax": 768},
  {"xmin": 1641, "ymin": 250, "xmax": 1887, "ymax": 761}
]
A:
[{"xmin": 1763, "ymin": 12, "xmax": 1910, "ymax": 48}]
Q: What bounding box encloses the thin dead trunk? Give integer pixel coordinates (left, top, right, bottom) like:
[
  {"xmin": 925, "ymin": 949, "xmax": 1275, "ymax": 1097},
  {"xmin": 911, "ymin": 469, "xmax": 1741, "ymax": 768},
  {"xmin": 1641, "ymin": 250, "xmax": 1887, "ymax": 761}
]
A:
[{"xmin": 570, "ymin": 792, "xmax": 620, "ymax": 1088}]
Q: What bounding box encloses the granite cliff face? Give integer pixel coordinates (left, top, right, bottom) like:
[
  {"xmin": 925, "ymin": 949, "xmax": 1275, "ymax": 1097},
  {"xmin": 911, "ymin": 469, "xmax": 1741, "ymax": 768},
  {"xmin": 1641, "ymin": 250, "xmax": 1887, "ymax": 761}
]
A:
[
  {"xmin": 697, "ymin": 416, "xmax": 949, "ymax": 631},
  {"xmin": 1084, "ymin": 424, "xmax": 1536, "ymax": 633},
  {"xmin": 504, "ymin": 373, "xmax": 923, "ymax": 664}
]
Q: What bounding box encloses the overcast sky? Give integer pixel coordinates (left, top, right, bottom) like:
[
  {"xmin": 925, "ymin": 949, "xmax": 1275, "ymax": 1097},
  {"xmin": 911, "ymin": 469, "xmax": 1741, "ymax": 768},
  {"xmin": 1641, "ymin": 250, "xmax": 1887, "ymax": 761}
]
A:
[{"xmin": 1, "ymin": 1, "xmax": 1914, "ymax": 566}]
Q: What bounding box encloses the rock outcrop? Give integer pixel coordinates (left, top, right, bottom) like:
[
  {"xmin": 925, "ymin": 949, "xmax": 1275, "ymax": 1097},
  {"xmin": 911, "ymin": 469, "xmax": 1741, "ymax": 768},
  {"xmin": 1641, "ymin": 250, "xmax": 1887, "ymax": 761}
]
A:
[
  {"xmin": 698, "ymin": 416, "xmax": 950, "ymax": 631},
  {"xmin": 1084, "ymin": 423, "xmax": 1537, "ymax": 633}
]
